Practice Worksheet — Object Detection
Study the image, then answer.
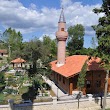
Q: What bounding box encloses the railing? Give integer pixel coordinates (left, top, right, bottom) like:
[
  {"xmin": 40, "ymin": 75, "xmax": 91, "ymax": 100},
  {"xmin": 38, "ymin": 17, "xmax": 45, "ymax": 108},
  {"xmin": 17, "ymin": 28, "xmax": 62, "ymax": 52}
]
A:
[{"xmin": 0, "ymin": 97, "xmax": 109, "ymax": 110}]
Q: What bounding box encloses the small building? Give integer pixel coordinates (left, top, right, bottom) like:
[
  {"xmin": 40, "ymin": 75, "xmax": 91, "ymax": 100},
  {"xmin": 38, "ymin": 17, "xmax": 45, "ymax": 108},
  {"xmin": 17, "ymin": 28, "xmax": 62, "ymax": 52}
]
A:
[
  {"xmin": 11, "ymin": 58, "xmax": 26, "ymax": 69},
  {"xmin": 50, "ymin": 8, "xmax": 110, "ymax": 95},
  {"xmin": 0, "ymin": 49, "xmax": 8, "ymax": 57}
]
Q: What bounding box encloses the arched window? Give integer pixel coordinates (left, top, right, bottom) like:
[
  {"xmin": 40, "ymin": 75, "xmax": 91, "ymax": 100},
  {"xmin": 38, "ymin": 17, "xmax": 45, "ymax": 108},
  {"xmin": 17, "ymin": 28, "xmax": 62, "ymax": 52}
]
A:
[
  {"xmin": 86, "ymin": 80, "xmax": 91, "ymax": 88},
  {"xmin": 61, "ymin": 28, "xmax": 64, "ymax": 31}
]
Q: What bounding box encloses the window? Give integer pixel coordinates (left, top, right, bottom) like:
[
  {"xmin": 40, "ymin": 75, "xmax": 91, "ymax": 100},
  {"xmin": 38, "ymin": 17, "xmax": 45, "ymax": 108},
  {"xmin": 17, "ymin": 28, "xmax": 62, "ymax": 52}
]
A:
[
  {"xmin": 59, "ymin": 75, "xmax": 61, "ymax": 81},
  {"xmin": 56, "ymin": 74, "xmax": 58, "ymax": 80},
  {"xmin": 98, "ymin": 74, "xmax": 101, "ymax": 78},
  {"xmin": 61, "ymin": 28, "xmax": 64, "ymax": 31},
  {"xmin": 63, "ymin": 77, "xmax": 65, "ymax": 84},
  {"xmin": 86, "ymin": 80, "xmax": 91, "ymax": 88},
  {"xmin": 96, "ymin": 80, "xmax": 101, "ymax": 87}
]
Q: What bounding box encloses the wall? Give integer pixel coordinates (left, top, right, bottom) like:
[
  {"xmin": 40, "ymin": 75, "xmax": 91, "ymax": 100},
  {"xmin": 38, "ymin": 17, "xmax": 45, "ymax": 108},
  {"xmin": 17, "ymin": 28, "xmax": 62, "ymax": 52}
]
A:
[
  {"xmin": 86, "ymin": 70, "xmax": 107, "ymax": 94},
  {"xmin": 50, "ymin": 72, "xmax": 69, "ymax": 94},
  {"xmin": 50, "ymin": 70, "xmax": 110, "ymax": 95}
]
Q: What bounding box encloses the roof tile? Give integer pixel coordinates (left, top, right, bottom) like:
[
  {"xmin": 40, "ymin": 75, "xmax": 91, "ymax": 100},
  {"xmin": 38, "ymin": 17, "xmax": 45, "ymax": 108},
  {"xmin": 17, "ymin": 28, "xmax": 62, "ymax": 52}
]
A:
[{"xmin": 50, "ymin": 55, "xmax": 103, "ymax": 78}]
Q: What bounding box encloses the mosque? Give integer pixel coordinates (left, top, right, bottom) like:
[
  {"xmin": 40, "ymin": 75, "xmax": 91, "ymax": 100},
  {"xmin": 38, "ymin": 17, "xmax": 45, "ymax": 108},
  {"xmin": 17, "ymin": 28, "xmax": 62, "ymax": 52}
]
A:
[{"xmin": 50, "ymin": 8, "xmax": 110, "ymax": 95}]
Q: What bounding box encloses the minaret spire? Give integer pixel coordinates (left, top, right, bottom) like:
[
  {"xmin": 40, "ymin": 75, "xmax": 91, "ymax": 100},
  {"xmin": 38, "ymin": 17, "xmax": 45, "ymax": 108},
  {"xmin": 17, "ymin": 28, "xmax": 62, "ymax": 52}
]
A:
[
  {"xmin": 56, "ymin": 7, "xmax": 68, "ymax": 67},
  {"xmin": 59, "ymin": 7, "xmax": 66, "ymax": 23}
]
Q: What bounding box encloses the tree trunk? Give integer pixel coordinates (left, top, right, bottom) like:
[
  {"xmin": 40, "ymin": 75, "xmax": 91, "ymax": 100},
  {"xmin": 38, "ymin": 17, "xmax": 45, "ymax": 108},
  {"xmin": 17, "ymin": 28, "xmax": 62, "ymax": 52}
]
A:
[{"xmin": 103, "ymin": 69, "xmax": 109, "ymax": 110}]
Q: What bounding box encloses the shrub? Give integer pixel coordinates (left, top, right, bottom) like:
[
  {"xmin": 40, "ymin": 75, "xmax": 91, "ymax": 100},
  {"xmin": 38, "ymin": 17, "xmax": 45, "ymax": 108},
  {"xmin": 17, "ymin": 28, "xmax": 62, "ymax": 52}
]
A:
[
  {"xmin": 3, "ymin": 89, "xmax": 18, "ymax": 94},
  {"xmin": 12, "ymin": 83, "xmax": 17, "ymax": 87},
  {"xmin": 45, "ymin": 93, "xmax": 48, "ymax": 96},
  {"xmin": 12, "ymin": 89, "xmax": 18, "ymax": 94},
  {"xmin": 0, "ymin": 57, "xmax": 3, "ymax": 60},
  {"xmin": 42, "ymin": 83, "xmax": 51, "ymax": 90},
  {"xmin": 15, "ymin": 71, "xmax": 21, "ymax": 76}
]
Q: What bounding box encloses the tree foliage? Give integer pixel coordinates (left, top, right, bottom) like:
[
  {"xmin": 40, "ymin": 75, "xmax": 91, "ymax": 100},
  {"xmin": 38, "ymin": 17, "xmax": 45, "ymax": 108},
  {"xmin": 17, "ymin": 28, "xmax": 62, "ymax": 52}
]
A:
[
  {"xmin": 77, "ymin": 59, "xmax": 88, "ymax": 90},
  {"xmin": 93, "ymin": 0, "xmax": 110, "ymax": 109},
  {"xmin": 43, "ymin": 35, "xmax": 57, "ymax": 60},
  {"xmin": 93, "ymin": 0, "xmax": 110, "ymax": 69},
  {"xmin": 67, "ymin": 24, "xmax": 85, "ymax": 55},
  {"xmin": 22, "ymin": 36, "xmax": 56, "ymax": 77},
  {"xmin": 2, "ymin": 27, "xmax": 23, "ymax": 59}
]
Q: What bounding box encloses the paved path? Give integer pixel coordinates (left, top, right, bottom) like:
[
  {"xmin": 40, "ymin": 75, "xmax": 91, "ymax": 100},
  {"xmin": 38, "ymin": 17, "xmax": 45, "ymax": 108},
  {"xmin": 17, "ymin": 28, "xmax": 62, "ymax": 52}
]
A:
[
  {"xmin": 0, "ymin": 64, "xmax": 9, "ymax": 72},
  {"xmin": 42, "ymin": 76, "xmax": 85, "ymax": 100},
  {"xmin": 42, "ymin": 76, "xmax": 66, "ymax": 97}
]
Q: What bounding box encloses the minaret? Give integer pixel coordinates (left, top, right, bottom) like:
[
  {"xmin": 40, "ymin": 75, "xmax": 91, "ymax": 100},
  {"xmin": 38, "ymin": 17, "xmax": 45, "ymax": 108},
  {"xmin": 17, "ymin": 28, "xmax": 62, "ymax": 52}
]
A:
[{"xmin": 56, "ymin": 8, "xmax": 68, "ymax": 67}]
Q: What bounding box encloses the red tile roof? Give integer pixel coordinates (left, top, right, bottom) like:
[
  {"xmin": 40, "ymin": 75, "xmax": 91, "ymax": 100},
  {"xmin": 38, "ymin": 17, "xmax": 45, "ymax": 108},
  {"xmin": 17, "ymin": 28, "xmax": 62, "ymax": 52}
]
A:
[
  {"xmin": 11, "ymin": 58, "xmax": 26, "ymax": 63},
  {"xmin": 50, "ymin": 55, "xmax": 103, "ymax": 78},
  {"xmin": 0, "ymin": 49, "xmax": 7, "ymax": 54}
]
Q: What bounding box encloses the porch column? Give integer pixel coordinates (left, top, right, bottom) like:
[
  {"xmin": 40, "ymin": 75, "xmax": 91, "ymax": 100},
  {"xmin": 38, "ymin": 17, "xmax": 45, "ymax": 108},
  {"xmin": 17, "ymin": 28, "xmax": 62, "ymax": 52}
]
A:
[
  {"xmin": 21, "ymin": 63, "xmax": 22, "ymax": 67},
  {"xmin": 69, "ymin": 78, "xmax": 73, "ymax": 95},
  {"xmin": 12, "ymin": 63, "xmax": 14, "ymax": 68}
]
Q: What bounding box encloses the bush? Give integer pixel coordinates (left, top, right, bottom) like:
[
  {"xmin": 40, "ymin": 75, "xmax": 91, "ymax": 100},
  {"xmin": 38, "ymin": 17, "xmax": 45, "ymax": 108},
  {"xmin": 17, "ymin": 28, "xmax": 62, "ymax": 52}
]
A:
[
  {"xmin": 45, "ymin": 93, "xmax": 48, "ymax": 96},
  {"xmin": 3, "ymin": 89, "xmax": 18, "ymax": 94},
  {"xmin": 3, "ymin": 89, "xmax": 13, "ymax": 94},
  {"xmin": 42, "ymin": 83, "xmax": 51, "ymax": 90},
  {"xmin": 15, "ymin": 71, "xmax": 21, "ymax": 76},
  {"xmin": 0, "ymin": 57, "xmax": 3, "ymax": 60},
  {"xmin": 12, "ymin": 89, "xmax": 18, "ymax": 94},
  {"xmin": 12, "ymin": 83, "xmax": 17, "ymax": 87}
]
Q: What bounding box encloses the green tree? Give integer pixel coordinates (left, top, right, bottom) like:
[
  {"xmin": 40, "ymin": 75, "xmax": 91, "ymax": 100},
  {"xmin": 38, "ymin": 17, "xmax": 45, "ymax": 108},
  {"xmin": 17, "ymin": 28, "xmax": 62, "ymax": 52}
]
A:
[
  {"xmin": 67, "ymin": 24, "xmax": 85, "ymax": 55},
  {"xmin": 23, "ymin": 39, "xmax": 44, "ymax": 76},
  {"xmin": 77, "ymin": 59, "xmax": 88, "ymax": 91},
  {"xmin": 42, "ymin": 35, "xmax": 57, "ymax": 60},
  {"xmin": 2, "ymin": 28, "xmax": 23, "ymax": 59},
  {"xmin": 77, "ymin": 59, "xmax": 88, "ymax": 109},
  {"xmin": 93, "ymin": 0, "xmax": 110, "ymax": 109},
  {"xmin": 91, "ymin": 37, "xmax": 98, "ymax": 49}
]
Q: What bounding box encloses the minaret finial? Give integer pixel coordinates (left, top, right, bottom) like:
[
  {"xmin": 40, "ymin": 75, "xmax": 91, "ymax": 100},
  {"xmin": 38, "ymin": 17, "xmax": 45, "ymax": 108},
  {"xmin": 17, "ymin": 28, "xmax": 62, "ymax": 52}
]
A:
[{"xmin": 59, "ymin": 7, "xmax": 66, "ymax": 23}]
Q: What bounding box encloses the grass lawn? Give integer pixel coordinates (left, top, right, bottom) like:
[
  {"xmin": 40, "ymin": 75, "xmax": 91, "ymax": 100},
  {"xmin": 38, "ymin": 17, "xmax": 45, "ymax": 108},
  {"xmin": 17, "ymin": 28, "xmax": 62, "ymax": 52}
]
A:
[
  {"xmin": 1, "ymin": 86, "xmax": 29, "ymax": 104},
  {"xmin": 0, "ymin": 83, "xmax": 5, "ymax": 88},
  {"xmin": 4, "ymin": 94, "xmax": 21, "ymax": 101},
  {"xmin": 0, "ymin": 62, "xmax": 5, "ymax": 67},
  {"xmin": 0, "ymin": 93, "xmax": 7, "ymax": 105},
  {"xmin": 106, "ymin": 109, "xmax": 110, "ymax": 110},
  {"xmin": 19, "ymin": 86, "xmax": 28, "ymax": 94}
]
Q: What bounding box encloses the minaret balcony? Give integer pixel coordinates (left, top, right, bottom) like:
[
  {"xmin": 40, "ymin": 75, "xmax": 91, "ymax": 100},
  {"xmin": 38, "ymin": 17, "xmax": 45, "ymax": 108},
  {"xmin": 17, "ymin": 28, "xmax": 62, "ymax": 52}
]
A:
[{"xmin": 56, "ymin": 31, "xmax": 68, "ymax": 40}]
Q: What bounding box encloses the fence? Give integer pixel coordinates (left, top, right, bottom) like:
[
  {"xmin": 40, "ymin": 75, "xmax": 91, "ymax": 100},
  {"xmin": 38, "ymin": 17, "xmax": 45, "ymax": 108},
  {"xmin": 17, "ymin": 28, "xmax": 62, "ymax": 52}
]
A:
[
  {"xmin": 0, "ymin": 97, "xmax": 99, "ymax": 110},
  {"xmin": 0, "ymin": 97, "xmax": 110, "ymax": 110}
]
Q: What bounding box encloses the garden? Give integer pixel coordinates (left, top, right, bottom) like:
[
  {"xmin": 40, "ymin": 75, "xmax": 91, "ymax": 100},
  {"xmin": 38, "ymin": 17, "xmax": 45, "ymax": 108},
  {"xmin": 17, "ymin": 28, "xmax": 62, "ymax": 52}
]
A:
[{"xmin": 0, "ymin": 66, "xmax": 55, "ymax": 104}]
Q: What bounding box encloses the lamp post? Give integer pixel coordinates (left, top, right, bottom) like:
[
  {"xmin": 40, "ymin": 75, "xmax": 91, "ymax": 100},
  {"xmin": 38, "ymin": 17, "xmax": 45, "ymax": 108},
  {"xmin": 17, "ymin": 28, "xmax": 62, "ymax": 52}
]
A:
[
  {"xmin": 8, "ymin": 44, "xmax": 11, "ymax": 58},
  {"xmin": 103, "ymin": 70, "xmax": 109, "ymax": 110},
  {"xmin": 57, "ymin": 74, "xmax": 58, "ymax": 100},
  {"xmin": 77, "ymin": 92, "xmax": 81, "ymax": 109}
]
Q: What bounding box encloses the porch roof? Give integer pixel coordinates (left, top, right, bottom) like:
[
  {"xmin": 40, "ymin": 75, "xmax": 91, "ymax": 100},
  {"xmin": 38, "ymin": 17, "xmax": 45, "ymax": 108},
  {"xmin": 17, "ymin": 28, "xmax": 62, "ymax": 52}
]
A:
[
  {"xmin": 50, "ymin": 55, "xmax": 103, "ymax": 78},
  {"xmin": 11, "ymin": 58, "xmax": 26, "ymax": 64}
]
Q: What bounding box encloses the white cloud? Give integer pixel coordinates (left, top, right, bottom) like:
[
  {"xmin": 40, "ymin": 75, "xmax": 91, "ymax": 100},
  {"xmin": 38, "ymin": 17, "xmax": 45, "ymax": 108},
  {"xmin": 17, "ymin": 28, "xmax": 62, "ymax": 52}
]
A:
[
  {"xmin": 61, "ymin": 0, "xmax": 72, "ymax": 7},
  {"xmin": 0, "ymin": 0, "xmax": 102, "ymax": 40},
  {"xmin": 29, "ymin": 3, "xmax": 37, "ymax": 10},
  {"xmin": 0, "ymin": 0, "xmax": 59, "ymax": 34}
]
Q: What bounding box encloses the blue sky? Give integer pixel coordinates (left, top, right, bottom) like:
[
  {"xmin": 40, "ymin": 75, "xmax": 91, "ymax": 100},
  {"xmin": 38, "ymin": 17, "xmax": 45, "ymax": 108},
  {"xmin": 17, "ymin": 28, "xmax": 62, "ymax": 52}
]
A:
[{"xmin": 0, "ymin": 0, "xmax": 103, "ymax": 48}]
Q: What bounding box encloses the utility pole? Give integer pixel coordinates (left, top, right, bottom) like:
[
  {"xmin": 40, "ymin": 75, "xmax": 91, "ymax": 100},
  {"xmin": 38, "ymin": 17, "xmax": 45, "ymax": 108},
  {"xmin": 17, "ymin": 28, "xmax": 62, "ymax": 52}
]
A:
[
  {"xmin": 103, "ymin": 70, "xmax": 109, "ymax": 110},
  {"xmin": 8, "ymin": 44, "xmax": 11, "ymax": 58}
]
